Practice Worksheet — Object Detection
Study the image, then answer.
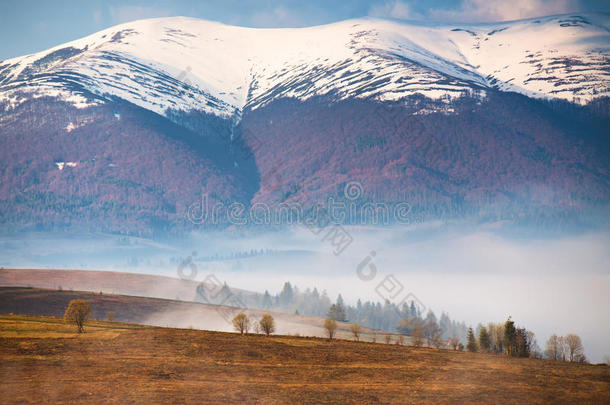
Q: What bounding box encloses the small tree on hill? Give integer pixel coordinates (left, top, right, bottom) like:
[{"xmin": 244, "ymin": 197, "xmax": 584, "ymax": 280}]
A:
[
  {"xmin": 478, "ymin": 326, "xmax": 490, "ymax": 352},
  {"xmin": 412, "ymin": 325, "xmax": 424, "ymax": 347},
  {"xmin": 504, "ymin": 317, "xmax": 517, "ymax": 356},
  {"xmin": 545, "ymin": 334, "xmax": 561, "ymax": 360},
  {"xmin": 384, "ymin": 334, "xmax": 392, "ymax": 344},
  {"xmin": 324, "ymin": 318, "xmax": 337, "ymax": 340},
  {"xmin": 64, "ymin": 299, "xmax": 91, "ymax": 333},
  {"xmin": 467, "ymin": 327, "xmax": 478, "ymax": 352},
  {"xmin": 350, "ymin": 324, "xmax": 362, "ymax": 341},
  {"xmin": 105, "ymin": 311, "xmax": 115, "ymax": 322},
  {"xmin": 327, "ymin": 302, "xmax": 347, "ymax": 322},
  {"xmin": 564, "ymin": 334, "xmax": 584, "ymax": 362},
  {"xmin": 232, "ymin": 313, "xmax": 250, "ymax": 335},
  {"xmin": 515, "ymin": 328, "xmax": 530, "ymax": 358},
  {"xmin": 259, "ymin": 313, "xmax": 275, "ymax": 336}
]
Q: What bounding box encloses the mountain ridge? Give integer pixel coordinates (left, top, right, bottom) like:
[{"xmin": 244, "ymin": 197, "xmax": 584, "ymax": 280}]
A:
[
  {"xmin": 0, "ymin": 13, "xmax": 609, "ymax": 234},
  {"xmin": 2, "ymin": 12, "xmax": 609, "ymax": 120}
]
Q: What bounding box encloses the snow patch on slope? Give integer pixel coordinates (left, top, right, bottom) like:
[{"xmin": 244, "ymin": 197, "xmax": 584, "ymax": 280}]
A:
[{"xmin": 0, "ymin": 13, "xmax": 608, "ymax": 119}]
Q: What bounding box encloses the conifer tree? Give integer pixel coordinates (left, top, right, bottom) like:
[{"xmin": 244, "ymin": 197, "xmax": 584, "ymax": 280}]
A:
[
  {"xmin": 478, "ymin": 326, "xmax": 491, "ymax": 352},
  {"xmin": 467, "ymin": 327, "xmax": 478, "ymax": 352},
  {"xmin": 504, "ymin": 317, "xmax": 517, "ymax": 356}
]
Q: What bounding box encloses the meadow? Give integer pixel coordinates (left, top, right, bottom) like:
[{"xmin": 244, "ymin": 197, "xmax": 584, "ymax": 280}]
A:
[{"xmin": 0, "ymin": 314, "xmax": 608, "ymax": 404}]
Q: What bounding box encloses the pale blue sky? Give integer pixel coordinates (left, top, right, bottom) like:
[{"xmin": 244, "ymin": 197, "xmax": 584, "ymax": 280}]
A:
[{"xmin": 1, "ymin": 0, "xmax": 608, "ymax": 60}]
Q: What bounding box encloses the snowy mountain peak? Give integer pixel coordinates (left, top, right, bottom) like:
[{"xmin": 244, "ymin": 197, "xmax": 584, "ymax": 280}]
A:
[{"xmin": 1, "ymin": 13, "xmax": 609, "ymax": 118}]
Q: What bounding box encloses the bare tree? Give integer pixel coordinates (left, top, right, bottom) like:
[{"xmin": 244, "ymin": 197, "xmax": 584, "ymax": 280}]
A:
[
  {"xmin": 412, "ymin": 326, "xmax": 424, "ymax": 347},
  {"xmin": 259, "ymin": 314, "xmax": 275, "ymax": 336},
  {"xmin": 431, "ymin": 332, "xmax": 443, "ymax": 348},
  {"xmin": 558, "ymin": 336, "xmax": 567, "ymax": 361},
  {"xmin": 105, "ymin": 311, "xmax": 115, "ymax": 322},
  {"xmin": 545, "ymin": 334, "xmax": 561, "ymax": 360},
  {"xmin": 396, "ymin": 335, "xmax": 405, "ymax": 345},
  {"xmin": 324, "ymin": 318, "xmax": 337, "ymax": 340},
  {"xmin": 384, "ymin": 334, "xmax": 392, "ymax": 344},
  {"xmin": 64, "ymin": 299, "xmax": 91, "ymax": 333},
  {"xmin": 232, "ymin": 313, "xmax": 250, "ymax": 335},
  {"xmin": 488, "ymin": 322, "xmax": 505, "ymax": 354},
  {"xmin": 349, "ymin": 324, "xmax": 362, "ymax": 341},
  {"xmin": 449, "ymin": 336, "xmax": 461, "ymax": 350},
  {"xmin": 564, "ymin": 334, "xmax": 584, "ymax": 362}
]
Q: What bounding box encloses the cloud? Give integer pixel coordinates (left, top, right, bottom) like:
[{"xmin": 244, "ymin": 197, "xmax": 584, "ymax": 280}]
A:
[
  {"xmin": 369, "ymin": 1, "xmax": 422, "ymax": 20},
  {"xmin": 430, "ymin": 0, "xmax": 580, "ymax": 22},
  {"xmin": 369, "ymin": 0, "xmax": 581, "ymax": 23},
  {"xmin": 249, "ymin": 6, "xmax": 304, "ymax": 27},
  {"xmin": 108, "ymin": 5, "xmax": 172, "ymax": 25}
]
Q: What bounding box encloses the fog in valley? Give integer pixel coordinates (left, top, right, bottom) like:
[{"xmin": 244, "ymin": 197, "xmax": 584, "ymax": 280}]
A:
[{"xmin": 1, "ymin": 221, "xmax": 608, "ymax": 362}]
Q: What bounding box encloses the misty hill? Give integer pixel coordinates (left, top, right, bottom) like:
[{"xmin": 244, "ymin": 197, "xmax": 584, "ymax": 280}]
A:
[{"xmin": 0, "ymin": 287, "xmax": 370, "ymax": 338}]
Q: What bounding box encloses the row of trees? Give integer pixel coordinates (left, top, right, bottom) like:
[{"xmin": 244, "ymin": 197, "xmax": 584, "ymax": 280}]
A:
[
  {"xmin": 201, "ymin": 281, "xmax": 468, "ymax": 341},
  {"xmin": 232, "ymin": 313, "xmax": 275, "ymax": 336},
  {"xmin": 62, "ymin": 300, "xmax": 588, "ymax": 365},
  {"xmin": 545, "ymin": 334, "xmax": 586, "ymax": 363},
  {"xmin": 464, "ymin": 318, "xmax": 537, "ymax": 357}
]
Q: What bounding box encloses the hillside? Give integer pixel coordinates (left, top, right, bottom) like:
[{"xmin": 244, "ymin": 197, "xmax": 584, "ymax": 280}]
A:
[
  {"xmin": 0, "ymin": 314, "xmax": 608, "ymax": 404},
  {"xmin": 0, "ymin": 287, "xmax": 383, "ymax": 339},
  {"xmin": 0, "ymin": 268, "xmax": 220, "ymax": 302},
  {"xmin": 1, "ymin": 14, "xmax": 609, "ymax": 233}
]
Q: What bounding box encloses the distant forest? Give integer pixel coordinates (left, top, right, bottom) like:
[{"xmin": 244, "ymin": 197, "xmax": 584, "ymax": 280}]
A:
[{"xmin": 195, "ymin": 280, "xmax": 470, "ymax": 342}]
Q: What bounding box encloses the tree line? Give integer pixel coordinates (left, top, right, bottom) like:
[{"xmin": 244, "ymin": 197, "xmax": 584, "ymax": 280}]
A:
[{"xmin": 199, "ymin": 281, "xmax": 470, "ymax": 342}]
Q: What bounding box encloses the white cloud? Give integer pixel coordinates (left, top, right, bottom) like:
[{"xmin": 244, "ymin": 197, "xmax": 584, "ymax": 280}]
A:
[
  {"xmin": 369, "ymin": 1, "xmax": 422, "ymax": 20},
  {"xmin": 249, "ymin": 7, "xmax": 304, "ymax": 27},
  {"xmin": 369, "ymin": 0, "xmax": 581, "ymax": 23},
  {"xmin": 430, "ymin": 0, "xmax": 580, "ymax": 23},
  {"xmin": 108, "ymin": 6, "xmax": 172, "ymax": 25}
]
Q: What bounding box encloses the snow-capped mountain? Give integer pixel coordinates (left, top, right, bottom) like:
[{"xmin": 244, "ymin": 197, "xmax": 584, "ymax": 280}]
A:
[
  {"xmin": 1, "ymin": 13, "xmax": 609, "ymax": 119},
  {"xmin": 0, "ymin": 14, "xmax": 609, "ymax": 234}
]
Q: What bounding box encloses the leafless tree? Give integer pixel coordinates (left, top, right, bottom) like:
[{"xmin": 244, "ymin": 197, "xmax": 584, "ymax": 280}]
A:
[
  {"xmin": 449, "ymin": 336, "xmax": 461, "ymax": 350},
  {"xmin": 384, "ymin": 334, "xmax": 392, "ymax": 344},
  {"xmin": 324, "ymin": 318, "xmax": 337, "ymax": 340},
  {"xmin": 412, "ymin": 326, "xmax": 424, "ymax": 347},
  {"xmin": 349, "ymin": 324, "xmax": 362, "ymax": 341},
  {"xmin": 564, "ymin": 334, "xmax": 584, "ymax": 362},
  {"xmin": 545, "ymin": 334, "xmax": 561, "ymax": 360}
]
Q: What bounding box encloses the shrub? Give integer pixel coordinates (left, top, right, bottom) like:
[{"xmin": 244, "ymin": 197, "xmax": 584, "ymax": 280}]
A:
[
  {"xmin": 259, "ymin": 314, "xmax": 275, "ymax": 336},
  {"xmin": 64, "ymin": 299, "xmax": 91, "ymax": 333},
  {"xmin": 324, "ymin": 318, "xmax": 337, "ymax": 340},
  {"xmin": 232, "ymin": 313, "xmax": 250, "ymax": 335},
  {"xmin": 350, "ymin": 324, "xmax": 362, "ymax": 341}
]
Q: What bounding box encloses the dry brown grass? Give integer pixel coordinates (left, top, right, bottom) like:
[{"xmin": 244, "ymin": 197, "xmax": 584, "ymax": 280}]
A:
[{"xmin": 0, "ymin": 314, "xmax": 608, "ymax": 404}]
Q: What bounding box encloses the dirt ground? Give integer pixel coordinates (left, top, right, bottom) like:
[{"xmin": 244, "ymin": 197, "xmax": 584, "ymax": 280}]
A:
[{"xmin": 0, "ymin": 314, "xmax": 608, "ymax": 404}]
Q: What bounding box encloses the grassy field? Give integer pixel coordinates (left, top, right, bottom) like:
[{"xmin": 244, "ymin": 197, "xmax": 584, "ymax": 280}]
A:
[{"xmin": 0, "ymin": 314, "xmax": 608, "ymax": 404}]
